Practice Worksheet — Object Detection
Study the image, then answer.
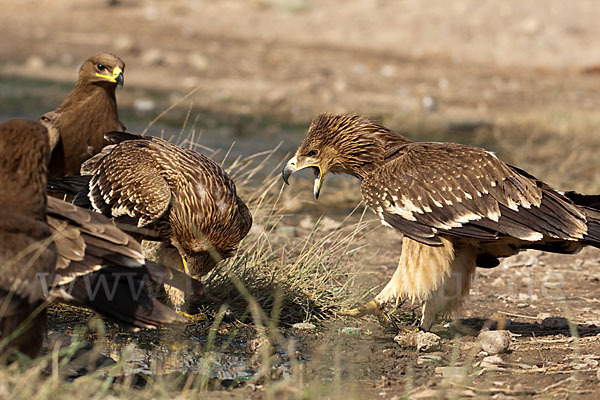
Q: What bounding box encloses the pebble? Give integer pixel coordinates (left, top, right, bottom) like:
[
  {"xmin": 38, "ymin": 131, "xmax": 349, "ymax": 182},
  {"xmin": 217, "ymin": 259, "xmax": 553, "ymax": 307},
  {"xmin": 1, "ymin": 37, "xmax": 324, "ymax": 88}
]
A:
[
  {"xmin": 416, "ymin": 331, "xmax": 442, "ymax": 353},
  {"xmin": 292, "ymin": 322, "xmax": 316, "ymax": 330},
  {"xmin": 541, "ymin": 317, "xmax": 570, "ymax": 330},
  {"xmin": 480, "ymin": 355, "xmax": 505, "ymax": 369},
  {"xmin": 596, "ymin": 368, "xmax": 600, "ymax": 382},
  {"xmin": 478, "ymin": 330, "xmax": 511, "ymax": 354}
]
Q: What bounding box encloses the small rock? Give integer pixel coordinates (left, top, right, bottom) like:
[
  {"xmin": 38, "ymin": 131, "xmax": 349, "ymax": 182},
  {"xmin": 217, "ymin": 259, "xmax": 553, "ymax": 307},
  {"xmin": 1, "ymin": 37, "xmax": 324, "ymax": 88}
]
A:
[
  {"xmin": 292, "ymin": 322, "xmax": 316, "ymax": 330},
  {"xmin": 596, "ymin": 367, "xmax": 600, "ymax": 381},
  {"xmin": 541, "ymin": 317, "xmax": 570, "ymax": 330},
  {"xmin": 480, "ymin": 355, "xmax": 505, "ymax": 369},
  {"xmin": 478, "ymin": 330, "xmax": 511, "ymax": 354},
  {"xmin": 416, "ymin": 331, "xmax": 442, "ymax": 353},
  {"xmin": 516, "ymin": 303, "xmax": 529, "ymax": 308},
  {"xmin": 394, "ymin": 332, "xmax": 417, "ymax": 347}
]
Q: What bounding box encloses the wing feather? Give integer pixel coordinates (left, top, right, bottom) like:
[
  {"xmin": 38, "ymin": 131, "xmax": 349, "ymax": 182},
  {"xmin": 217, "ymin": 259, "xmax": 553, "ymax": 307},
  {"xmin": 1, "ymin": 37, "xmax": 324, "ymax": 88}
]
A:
[
  {"xmin": 83, "ymin": 141, "xmax": 172, "ymax": 228},
  {"xmin": 362, "ymin": 142, "xmax": 587, "ymax": 244}
]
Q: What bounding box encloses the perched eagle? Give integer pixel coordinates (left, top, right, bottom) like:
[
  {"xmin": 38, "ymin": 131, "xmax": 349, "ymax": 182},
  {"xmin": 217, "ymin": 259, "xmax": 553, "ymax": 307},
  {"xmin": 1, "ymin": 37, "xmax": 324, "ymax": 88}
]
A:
[
  {"xmin": 0, "ymin": 119, "xmax": 197, "ymax": 361},
  {"xmin": 48, "ymin": 131, "xmax": 253, "ymax": 310},
  {"xmin": 41, "ymin": 53, "xmax": 126, "ymax": 177},
  {"xmin": 282, "ymin": 113, "xmax": 600, "ymax": 330}
]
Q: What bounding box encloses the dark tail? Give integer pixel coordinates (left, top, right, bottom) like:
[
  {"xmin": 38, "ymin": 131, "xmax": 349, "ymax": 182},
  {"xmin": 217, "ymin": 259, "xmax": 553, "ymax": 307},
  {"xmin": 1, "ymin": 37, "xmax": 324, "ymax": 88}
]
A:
[
  {"xmin": 144, "ymin": 260, "xmax": 204, "ymax": 296},
  {"xmin": 563, "ymin": 191, "xmax": 600, "ymax": 248},
  {"xmin": 47, "ymin": 175, "xmax": 92, "ymax": 208},
  {"xmin": 63, "ymin": 266, "xmax": 187, "ymax": 329}
]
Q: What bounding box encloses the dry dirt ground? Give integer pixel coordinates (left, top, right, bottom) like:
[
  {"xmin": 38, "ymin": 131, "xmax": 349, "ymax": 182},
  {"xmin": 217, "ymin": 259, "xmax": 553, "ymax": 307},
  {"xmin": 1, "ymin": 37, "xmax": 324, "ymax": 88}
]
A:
[{"xmin": 2, "ymin": 1, "xmax": 600, "ymax": 398}]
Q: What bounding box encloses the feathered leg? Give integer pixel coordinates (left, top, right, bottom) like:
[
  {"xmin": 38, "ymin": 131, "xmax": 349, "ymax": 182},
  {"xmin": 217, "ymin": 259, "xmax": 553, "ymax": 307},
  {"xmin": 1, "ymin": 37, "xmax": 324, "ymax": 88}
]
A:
[
  {"xmin": 339, "ymin": 238, "xmax": 477, "ymax": 330},
  {"xmin": 420, "ymin": 245, "xmax": 476, "ymax": 330},
  {"xmin": 339, "ymin": 237, "xmax": 459, "ymax": 330}
]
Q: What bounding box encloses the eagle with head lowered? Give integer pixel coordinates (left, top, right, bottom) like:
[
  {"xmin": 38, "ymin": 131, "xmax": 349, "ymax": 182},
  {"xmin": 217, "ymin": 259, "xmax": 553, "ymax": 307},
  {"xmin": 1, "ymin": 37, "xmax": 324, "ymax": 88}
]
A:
[{"xmin": 282, "ymin": 113, "xmax": 600, "ymax": 330}]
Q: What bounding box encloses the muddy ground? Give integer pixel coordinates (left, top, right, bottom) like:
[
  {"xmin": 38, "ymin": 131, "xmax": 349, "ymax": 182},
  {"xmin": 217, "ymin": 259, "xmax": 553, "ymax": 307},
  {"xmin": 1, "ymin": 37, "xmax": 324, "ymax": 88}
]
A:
[{"xmin": 2, "ymin": 0, "xmax": 600, "ymax": 398}]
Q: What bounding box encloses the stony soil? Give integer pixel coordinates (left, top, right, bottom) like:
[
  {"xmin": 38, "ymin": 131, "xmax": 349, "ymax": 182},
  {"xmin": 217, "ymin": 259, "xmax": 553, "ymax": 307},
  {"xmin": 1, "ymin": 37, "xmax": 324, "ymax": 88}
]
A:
[{"xmin": 3, "ymin": 1, "xmax": 600, "ymax": 398}]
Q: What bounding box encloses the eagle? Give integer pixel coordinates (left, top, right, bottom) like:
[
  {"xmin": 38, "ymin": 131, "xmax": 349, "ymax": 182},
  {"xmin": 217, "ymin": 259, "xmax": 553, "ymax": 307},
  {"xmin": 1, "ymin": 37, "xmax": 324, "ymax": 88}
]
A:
[
  {"xmin": 48, "ymin": 131, "xmax": 253, "ymax": 310},
  {"xmin": 0, "ymin": 119, "xmax": 198, "ymax": 362},
  {"xmin": 282, "ymin": 113, "xmax": 600, "ymax": 330},
  {"xmin": 41, "ymin": 53, "xmax": 126, "ymax": 177}
]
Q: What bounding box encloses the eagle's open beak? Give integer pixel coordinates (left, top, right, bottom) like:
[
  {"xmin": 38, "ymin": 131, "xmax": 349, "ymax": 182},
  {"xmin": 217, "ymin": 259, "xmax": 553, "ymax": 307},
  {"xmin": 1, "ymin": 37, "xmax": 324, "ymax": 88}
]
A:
[
  {"xmin": 282, "ymin": 156, "xmax": 324, "ymax": 199},
  {"xmin": 96, "ymin": 66, "xmax": 124, "ymax": 86}
]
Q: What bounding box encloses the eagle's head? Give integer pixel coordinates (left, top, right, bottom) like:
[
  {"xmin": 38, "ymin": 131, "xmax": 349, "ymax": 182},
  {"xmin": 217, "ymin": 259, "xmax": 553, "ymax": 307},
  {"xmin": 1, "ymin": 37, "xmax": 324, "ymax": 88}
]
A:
[
  {"xmin": 79, "ymin": 53, "xmax": 125, "ymax": 87},
  {"xmin": 170, "ymin": 191, "xmax": 252, "ymax": 278},
  {"xmin": 282, "ymin": 113, "xmax": 407, "ymax": 198}
]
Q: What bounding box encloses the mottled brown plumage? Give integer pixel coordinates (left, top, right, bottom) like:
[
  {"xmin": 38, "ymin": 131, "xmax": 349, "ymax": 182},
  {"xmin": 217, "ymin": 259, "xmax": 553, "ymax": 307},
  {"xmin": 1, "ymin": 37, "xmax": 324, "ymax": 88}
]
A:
[
  {"xmin": 0, "ymin": 119, "xmax": 54, "ymax": 362},
  {"xmin": 49, "ymin": 132, "xmax": 252, "ymax": 287},
  {"xmin": 42, "ymin": 53, "xmax": 125, "ymax": 177},
  {"xmin": 283, "ymin": 113, "xmax": 600, "ymax": 330},
  {"xmin": 0, "ymin": 119, "xmax": 192, "ymax": 361}
]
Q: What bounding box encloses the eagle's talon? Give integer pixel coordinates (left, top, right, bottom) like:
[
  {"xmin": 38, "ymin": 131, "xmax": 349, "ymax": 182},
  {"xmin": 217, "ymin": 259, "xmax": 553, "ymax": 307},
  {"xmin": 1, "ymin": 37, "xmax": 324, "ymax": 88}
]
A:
[{"xmin": 337, "ymin": 300, "xmax": 383, "ymax": 317}]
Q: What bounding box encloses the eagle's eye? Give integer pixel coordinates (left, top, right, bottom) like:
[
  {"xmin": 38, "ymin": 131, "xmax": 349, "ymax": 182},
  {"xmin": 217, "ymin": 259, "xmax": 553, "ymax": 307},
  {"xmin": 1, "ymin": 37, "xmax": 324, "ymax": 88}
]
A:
[
  {"xmin": 306, "ymin": 149, "xmax": 319, "ymax": 157},
  {"xmin": 96, "ymin": 64, "xmax": 106, "ymax": 71}
]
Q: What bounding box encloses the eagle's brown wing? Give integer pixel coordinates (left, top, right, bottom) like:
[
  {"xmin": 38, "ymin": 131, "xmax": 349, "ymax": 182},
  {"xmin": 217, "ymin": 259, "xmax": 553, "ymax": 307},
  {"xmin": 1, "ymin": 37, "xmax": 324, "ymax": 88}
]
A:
[
  {"xmin": 46, "ymin": 196, "xmax": 145, "ymax": 284},
  {"xmin": 45, "ymin": 197, "xmax": 195, "ymax": 328},
  {"xmin": 81, "ymin": 141, "xmax": 172, "ymax": 228},
  {"xmin": 362, "ymin": 142, "xmax": 587, "ymax": 245}
]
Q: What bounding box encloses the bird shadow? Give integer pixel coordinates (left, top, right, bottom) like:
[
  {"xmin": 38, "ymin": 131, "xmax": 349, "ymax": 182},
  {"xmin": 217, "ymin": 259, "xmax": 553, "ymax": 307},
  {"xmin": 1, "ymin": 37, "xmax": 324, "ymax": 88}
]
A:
[{"xmin": 451, "ymin": 317, "xmax": 600, "ymax": 338}]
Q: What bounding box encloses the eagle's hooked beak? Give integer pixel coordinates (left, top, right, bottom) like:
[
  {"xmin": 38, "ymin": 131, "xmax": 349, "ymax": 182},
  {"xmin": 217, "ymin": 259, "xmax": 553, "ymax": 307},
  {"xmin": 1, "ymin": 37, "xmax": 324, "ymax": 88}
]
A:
[
  {"xmin": 181, "ymin": 254, "xmax": 191, "ymax": 275},
  {"xmin": 282, "ymin": 156, "xmax": 324, "ymax": 199},
  {"xmin": 96, "ymin": 66, "xmax": 124, "ymax": 86}
]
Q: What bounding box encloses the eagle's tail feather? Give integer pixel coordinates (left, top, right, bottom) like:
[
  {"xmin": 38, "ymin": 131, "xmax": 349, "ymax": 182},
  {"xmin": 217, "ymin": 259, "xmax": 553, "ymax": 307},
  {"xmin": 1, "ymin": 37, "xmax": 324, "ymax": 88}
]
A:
[
  {"xmin": 47, "ymin": 176, "xmax": 92, "ymax": 208},
  {"xmin": 56, "ymin": 266, "xmax": 187, "ymax": 329},
  {"xmin": 563, "ymin": 191, "xmax": 600, "ymax": 248}
]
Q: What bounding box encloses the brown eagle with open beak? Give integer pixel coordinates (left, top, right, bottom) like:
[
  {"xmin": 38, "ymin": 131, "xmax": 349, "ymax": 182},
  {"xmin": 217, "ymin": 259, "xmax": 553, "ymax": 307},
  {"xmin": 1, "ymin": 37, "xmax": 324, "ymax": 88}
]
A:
[
  {"xmin": 283, "ymin": 113, "xmax": 600, "ymax": 330},
  {"xmin": 41, "ymin": 53, "xmax": 126, "ymax": 177}
]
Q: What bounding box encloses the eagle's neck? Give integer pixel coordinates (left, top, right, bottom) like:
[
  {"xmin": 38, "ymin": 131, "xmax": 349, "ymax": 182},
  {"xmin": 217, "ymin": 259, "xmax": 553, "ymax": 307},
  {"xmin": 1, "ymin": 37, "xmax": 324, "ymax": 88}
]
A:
[
  {"xmin": 337, "ymin": 129, "xmax": 412, "ymax": 180},
  {"xmin": 57, "ymin": 82, "xmax": 118, "ymax": 117}
]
